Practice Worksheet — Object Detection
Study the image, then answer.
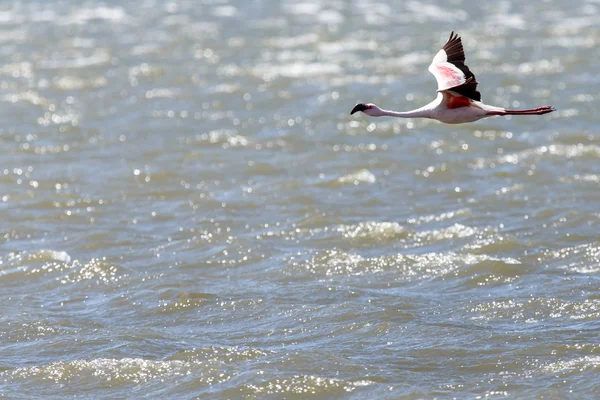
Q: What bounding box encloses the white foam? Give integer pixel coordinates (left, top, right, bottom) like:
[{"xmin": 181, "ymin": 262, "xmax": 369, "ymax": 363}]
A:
[{"xmin": 337, "ymin": 169, "xmax": 376, "ymax": 185}]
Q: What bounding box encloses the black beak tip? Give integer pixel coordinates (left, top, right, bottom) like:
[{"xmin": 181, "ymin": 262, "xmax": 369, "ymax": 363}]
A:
[{"xmin": 350, "ymin": 103, "xmax": 367, "ymax": 115}]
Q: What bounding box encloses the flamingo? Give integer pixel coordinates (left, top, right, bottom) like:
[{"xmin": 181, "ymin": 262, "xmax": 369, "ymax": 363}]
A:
[{"xmin": 350, "ymin": 32, "xmax": 555, "ymax": 124}]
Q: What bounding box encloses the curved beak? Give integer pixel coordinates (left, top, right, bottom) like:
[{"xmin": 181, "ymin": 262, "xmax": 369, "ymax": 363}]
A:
[{"xmin": 350, "ymin": 104, "xmax": 367, "ymax": 115}]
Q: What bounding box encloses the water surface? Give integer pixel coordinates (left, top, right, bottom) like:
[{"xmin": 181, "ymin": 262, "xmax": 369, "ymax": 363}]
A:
[{"xmin": 1, "ymin": 0, "xmax": 599, "ymax": 398}]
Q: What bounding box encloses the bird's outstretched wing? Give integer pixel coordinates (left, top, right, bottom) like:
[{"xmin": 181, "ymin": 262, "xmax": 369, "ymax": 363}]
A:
[{"xmin": 428, "ymin": 32, "xmax": 481, "ymax": 101}]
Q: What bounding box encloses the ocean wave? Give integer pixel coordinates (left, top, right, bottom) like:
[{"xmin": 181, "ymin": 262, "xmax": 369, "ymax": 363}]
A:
[
  {"xmin": 0, "ymin": 250, "xmax": 126, "ymax": 286},
  {"xmin": 291, "ymin": 248, "xmax": 521, "ymax": 281}
]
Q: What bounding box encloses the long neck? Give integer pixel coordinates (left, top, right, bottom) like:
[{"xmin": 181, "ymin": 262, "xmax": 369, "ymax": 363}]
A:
[
  {"xmin": 377, "ymin": 96, "xmax": 440, "ymax": 119},
  {"xmin": 379, "ymin": 108, "xmax": 434, "ymax": 118}
]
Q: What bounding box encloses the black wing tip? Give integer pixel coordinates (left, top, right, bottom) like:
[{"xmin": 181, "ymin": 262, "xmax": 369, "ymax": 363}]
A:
[
  {"xmin": 447, "ymin": 31, "xmax": 460, "ymax": 43},
  {"xmin": 452, "ymin": 84, "xmax": 481, "ymax": 102}
]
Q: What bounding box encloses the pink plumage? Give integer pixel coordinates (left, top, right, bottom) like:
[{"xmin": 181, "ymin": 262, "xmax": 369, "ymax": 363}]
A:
[{"xmin": 350, "ymin": 32, "xmax": 555, "ymax": 124}]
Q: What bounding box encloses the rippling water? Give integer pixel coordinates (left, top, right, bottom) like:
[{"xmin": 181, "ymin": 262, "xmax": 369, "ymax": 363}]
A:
[{"xmin": 1, "ymin": 0, "xmax": 599, "ymax": 398}]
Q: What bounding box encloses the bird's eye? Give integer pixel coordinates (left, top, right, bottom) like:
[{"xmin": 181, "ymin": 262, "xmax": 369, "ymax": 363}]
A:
[{"xmin": 366, "ymin": 105, "xmax": 373, "ymax": 109}]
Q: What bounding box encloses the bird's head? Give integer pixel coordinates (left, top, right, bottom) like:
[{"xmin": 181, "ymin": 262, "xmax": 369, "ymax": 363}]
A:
[{"xmin": 350, "ymin": 103, "xmax": 384, "ymax": 117}]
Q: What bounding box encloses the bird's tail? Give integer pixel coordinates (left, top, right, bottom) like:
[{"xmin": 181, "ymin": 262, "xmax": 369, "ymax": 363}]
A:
[{"xmin": 488, "ymin": 105, "xmax": 556, "ymax": 116}]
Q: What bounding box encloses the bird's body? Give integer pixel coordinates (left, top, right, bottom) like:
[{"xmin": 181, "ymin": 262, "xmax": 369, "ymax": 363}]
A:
[{"xmin": 351, "ymin": 32, "xmax": 555, "ymax": 124}]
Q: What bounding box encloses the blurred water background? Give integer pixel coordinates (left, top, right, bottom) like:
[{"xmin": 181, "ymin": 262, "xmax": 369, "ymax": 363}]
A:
[{"xmin": 1, "ymin": 0, "xmax": 599, "ymax": 398}]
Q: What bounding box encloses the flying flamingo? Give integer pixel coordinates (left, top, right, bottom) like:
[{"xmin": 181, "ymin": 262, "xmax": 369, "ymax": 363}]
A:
[{"xmin": 350, "ymin": 32, "xmax": 555, "ymax": 124}]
